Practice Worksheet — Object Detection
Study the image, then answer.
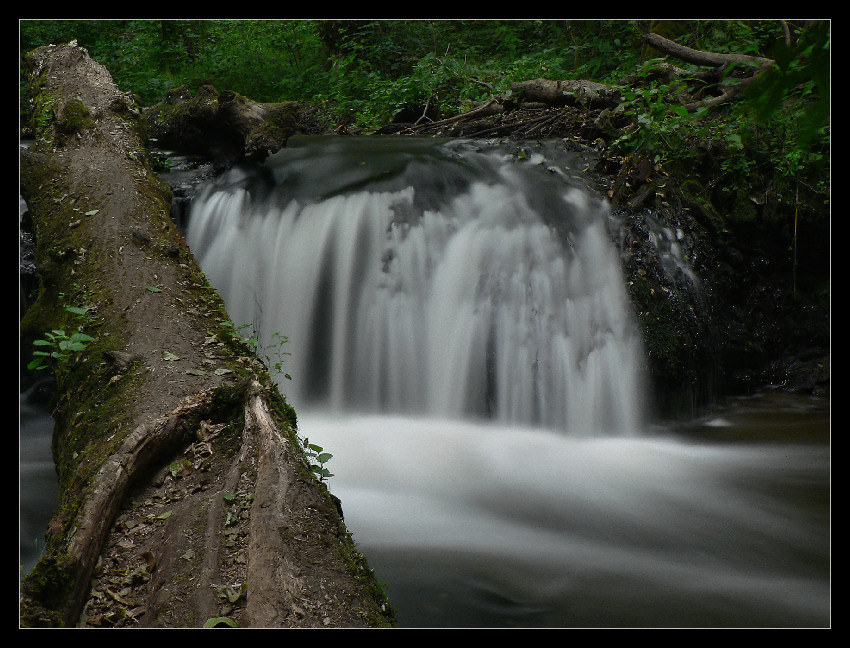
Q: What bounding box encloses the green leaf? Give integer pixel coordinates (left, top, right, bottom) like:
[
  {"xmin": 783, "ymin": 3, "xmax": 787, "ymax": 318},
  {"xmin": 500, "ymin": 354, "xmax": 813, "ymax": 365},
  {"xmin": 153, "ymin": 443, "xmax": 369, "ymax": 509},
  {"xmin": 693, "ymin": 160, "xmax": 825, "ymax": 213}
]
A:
[
  {"xmin": 162, "ymin": 350, "xmax": 180, "ymax": 361},
  {"xmin": 146, "ymin": 285, "xmax": 162, "ymax": 293},
  {"xmin": 84, "ymin": 209, "xmax": 99, "ymax": 216},
  {"xmin": 203, "ymin": 617, "xmax": 238, "ymax": 628},
  {"xmin": 156, "ymin": 510, "xmax": 173, "ymax": 520}
]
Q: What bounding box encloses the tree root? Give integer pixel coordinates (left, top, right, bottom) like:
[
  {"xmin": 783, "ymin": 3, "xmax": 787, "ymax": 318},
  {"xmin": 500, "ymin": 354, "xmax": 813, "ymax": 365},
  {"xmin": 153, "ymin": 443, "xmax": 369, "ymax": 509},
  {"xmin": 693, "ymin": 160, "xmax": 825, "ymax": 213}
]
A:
[{"xmin": 20, "ymin": 386, "xmax": 235, "ymax": 626}]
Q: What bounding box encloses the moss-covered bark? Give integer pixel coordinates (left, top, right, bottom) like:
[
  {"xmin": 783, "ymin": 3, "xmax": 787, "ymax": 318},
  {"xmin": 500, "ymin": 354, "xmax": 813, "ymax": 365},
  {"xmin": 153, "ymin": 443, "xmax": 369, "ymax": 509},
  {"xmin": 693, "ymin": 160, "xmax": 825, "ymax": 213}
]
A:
[
  {"xmin": 144, "ymin": 84, "xmax": 328, "ymax": 168},
  {"xmin": 20, "ymin": 41, "xmax": 393, "ymax": 629}
]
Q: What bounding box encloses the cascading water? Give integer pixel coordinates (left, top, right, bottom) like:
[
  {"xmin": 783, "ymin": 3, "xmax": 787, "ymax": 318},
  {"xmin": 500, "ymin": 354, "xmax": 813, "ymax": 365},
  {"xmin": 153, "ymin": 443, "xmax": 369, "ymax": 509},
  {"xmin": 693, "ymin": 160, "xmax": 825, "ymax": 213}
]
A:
[
  {"xmin": 181, "ymin": 136, "xmax": 829, "ymax": 628},
  {"xmin": 187, "ymin": 136, "xmax": 645, "ymax": 434}
]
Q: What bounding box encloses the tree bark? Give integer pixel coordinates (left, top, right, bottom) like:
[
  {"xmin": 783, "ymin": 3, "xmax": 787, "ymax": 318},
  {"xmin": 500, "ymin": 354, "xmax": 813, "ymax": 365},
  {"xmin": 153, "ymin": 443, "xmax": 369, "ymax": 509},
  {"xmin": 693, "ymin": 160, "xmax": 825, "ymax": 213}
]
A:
[
  {"xmin": 640, "ymin": 32, "xmax": 774, "ymax": 111},
  {"xmin": 19, "ymin": 41, "xmax": 393, "ymax": 628},
  {"xmin": 502, "ymin": 34, "xmax": 776, "ymax": 117},
  {"xmin": 145, "ymin": 85, "xmax": 328, "ymax": 169},
  {"xmin": 511, "ymin": 78, "xmax": 623, "ymax": 109},
  {"xmin": 641, "ymin": 32, "xmax": 774, "ymax": 69}
]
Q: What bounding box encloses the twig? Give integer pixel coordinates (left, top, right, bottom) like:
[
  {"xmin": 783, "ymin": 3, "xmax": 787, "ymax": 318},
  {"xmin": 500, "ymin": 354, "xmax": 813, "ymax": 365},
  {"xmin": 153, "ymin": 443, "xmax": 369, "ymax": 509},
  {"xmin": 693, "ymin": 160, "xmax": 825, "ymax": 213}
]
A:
[
  {"xmin": 413, "ymin": 98, "xmax": 433, "ymax": 126},
  {"xmin": 409, "ymin": 97, "xmax": 498, "ymax": 130}
]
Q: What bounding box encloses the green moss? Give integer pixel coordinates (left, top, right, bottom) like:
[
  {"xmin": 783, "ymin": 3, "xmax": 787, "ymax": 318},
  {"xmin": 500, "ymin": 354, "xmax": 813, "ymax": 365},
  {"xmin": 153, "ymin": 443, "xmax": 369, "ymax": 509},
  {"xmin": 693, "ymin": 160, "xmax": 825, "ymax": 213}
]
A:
[
  {"xmin": 57, "ymin": 99, "xmax": 95, "ymax": 135},
  {"xmin": 256, "ymin": 102, "xmax": 300, "ymax": 136},
  {"xmin": 19, "ymin": 553, "xmax": 82, "ymax": 627},
  {"xmin": 207, "ymin": 380, "xmax": 251, "ymax": 457},
  {"xmin": 332, "ymin": 523, "xmax": 397, "ymax": 626},
  {"xmin": 625, "ymin": 260, "xmax": 697, "ymax": 386},
  {"xmin": 679, "ymin": 179, "xmax": 725, "ymax": 232},
  {"xmin": 23, "ymin": 60, "xmax": 59, "ymax": 143}
]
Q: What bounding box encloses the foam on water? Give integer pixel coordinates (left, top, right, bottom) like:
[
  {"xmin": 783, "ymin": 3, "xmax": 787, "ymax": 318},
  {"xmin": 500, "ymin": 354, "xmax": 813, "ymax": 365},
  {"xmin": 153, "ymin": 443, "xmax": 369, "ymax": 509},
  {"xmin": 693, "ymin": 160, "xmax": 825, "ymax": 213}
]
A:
[{"xmin": 187, "ymin": 137, "xmax": 644, "ymax": 435}]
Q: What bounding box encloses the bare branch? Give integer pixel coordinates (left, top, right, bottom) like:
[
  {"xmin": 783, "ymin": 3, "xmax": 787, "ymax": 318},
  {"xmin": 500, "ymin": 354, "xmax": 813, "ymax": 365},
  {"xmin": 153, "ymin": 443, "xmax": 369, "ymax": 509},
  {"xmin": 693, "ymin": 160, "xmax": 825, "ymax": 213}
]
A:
[
  {"xmin": 408, "ymin": 97, "xmax": 498, "ymax": 130},
  {"xmin": 642, "ymin": 32, "xmax": 774, "ymax": 69}
]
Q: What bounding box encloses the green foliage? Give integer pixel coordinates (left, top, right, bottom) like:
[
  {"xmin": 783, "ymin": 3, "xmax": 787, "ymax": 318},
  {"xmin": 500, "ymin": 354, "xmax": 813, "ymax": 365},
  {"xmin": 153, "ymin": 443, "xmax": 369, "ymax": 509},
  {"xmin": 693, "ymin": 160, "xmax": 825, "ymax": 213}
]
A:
[
  {"xmin": 744, "ymin": 20, "xmax": 829, "ymax": 150},
  {"xmin": 263, "ymin": 331, "xmax": 293, "ymax": 382},
  {"xmin": 607, "ymin": 21, "xmax": 828, "ymax": 226},
  {"xmin": 612, "ymin": 58, "xmax": 707, "ymax": 163},
  {"xmin": 27, "ymin": 304, "xmax": 96, "ymax": 379},
  {"xmin": 313, "ymin": 20, "xmax": 642, "ymax": 128},
  {"xmin": 221, "ymin": 320, "xmax": 292, "ymax": 382},
  {"xmin": 302, "ymin": 439, "xmax": 334, "ymax": 481},
  {"xmin": 19, "ymin": 19, "xmax": 827, "ymax": 225},
  {"xmin": 19, "ymin": 19, "xmax": 643, "ymax": 125},
  {"xmin": 221, "ymin": 320, "xmax": 258, "ymax": 350}
]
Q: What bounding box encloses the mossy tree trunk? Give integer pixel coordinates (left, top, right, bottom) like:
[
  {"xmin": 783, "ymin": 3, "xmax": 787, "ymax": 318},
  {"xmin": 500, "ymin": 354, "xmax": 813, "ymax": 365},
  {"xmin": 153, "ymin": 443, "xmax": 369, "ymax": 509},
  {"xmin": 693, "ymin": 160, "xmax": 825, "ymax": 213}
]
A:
[
  {"xmin": 144, "ymin": 84, "xmax": 328, "ymax": 169},
  {"xmin": 19, "ymin": 41, "xmax": 393, "ymax": 628}
]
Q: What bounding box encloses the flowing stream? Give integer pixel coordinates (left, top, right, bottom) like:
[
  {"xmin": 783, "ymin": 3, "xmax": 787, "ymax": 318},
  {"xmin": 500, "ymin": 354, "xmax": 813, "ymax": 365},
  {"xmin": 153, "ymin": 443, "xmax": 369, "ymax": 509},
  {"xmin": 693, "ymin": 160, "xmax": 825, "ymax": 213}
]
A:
[
  {"xmin": 183, "ymin": 136, "xmax": 829, "ymax": 628},
  {"xmin": 19, "ymin": 136, "xmax": 829, "ymax": 627}
]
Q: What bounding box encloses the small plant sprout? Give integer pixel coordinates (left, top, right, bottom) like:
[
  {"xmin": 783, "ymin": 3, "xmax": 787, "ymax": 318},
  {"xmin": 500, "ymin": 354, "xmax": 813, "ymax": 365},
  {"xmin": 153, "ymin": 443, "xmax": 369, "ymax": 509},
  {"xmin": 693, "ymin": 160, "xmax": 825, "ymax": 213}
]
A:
[
  {"xmin": 221, "ymin": 320, "xmax": 259, "ymax": 350},
  {"xmin": 302, "ymin": 438, "xmax": 334, "ymax": 481},
  {"xmin": 220, "ymin": 320, "xmax": 292, "ymax": 381},
  {"xmin": 263, "ymin": 331, "xmax": 292, "ymax": 381}
]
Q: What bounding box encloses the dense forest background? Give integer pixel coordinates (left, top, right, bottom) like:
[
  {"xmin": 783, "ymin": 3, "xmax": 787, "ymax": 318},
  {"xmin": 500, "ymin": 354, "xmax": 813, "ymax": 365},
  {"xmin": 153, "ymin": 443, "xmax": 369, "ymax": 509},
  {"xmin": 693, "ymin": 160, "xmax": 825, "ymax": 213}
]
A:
[
  {"xmin": 20, "ymin": 19, "xmax": 829, "ymax": 218},
  {"xmin": 20, "ymin": 19, "xmax": 829, "ymax": 297}
]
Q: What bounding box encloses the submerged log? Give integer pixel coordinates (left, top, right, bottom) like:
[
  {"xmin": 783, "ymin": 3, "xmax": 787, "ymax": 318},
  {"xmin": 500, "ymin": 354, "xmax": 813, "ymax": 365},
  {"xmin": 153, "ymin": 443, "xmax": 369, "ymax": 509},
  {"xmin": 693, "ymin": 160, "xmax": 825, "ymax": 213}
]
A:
[{"xmin": 19, "ymin": 41, "xmax": 393, "ymax": 628}]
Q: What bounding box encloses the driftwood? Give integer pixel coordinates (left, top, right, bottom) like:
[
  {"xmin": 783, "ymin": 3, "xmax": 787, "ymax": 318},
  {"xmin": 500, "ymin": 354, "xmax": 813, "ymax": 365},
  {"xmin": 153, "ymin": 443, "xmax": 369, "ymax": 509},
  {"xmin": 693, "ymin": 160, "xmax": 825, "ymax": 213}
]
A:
[{"xmin": 19, "ymin": 42, "xmax": 392, "ymax": 628}]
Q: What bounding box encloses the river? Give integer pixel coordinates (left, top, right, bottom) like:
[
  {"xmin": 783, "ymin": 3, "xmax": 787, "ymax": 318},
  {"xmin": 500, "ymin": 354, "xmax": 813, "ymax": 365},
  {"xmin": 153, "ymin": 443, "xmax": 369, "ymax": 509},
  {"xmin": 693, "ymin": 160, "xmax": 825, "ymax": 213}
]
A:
[{"xmin": 20, "ymin": 136, "xmax": 830, "ymax": 628}]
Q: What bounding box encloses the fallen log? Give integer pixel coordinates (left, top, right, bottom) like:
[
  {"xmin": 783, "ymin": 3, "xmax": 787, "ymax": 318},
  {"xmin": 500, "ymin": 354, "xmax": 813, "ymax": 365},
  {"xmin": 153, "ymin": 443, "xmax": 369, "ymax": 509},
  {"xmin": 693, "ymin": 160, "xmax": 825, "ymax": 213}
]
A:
[
  {"xmin": 641, "ymin": 31, "xmax": 774, "ymax": 69},
  {"xmin": 145, "ymin": 85, "xmax": 328, "ymax": 169},
  {"xmin": 19, "ymin": 41, "xmax": 393, "ymax": 628},
  {"xmin": 639, "ymin": 31, "xmax": 775, "ymax": 111},
  {"xmin": 510, "ymin": 78, "xmax": 623, "ymax": 109}
]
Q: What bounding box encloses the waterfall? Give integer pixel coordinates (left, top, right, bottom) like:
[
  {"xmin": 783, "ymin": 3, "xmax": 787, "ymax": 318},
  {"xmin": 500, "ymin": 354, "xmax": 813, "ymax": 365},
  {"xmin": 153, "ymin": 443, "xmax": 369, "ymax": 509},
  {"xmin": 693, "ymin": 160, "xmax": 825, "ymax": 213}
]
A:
[{"xmin": 186, "ymin": 136, "xmax": 645, "ymax": 435}]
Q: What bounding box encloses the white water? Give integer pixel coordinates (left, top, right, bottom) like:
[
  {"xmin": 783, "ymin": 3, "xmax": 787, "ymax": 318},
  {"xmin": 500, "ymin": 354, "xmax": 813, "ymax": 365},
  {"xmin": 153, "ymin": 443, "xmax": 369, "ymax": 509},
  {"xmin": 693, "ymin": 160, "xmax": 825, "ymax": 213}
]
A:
[
  {"xmin": 304, "ymin": 410, "xmax": 828, "ymax": 627},
  {"xmin": 188, "ymin": 137, "xmax": 644, "ymax": 434},
  {"xmin": 183, "ymin": 137, "xmax": 829, "ymax": 627}
]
